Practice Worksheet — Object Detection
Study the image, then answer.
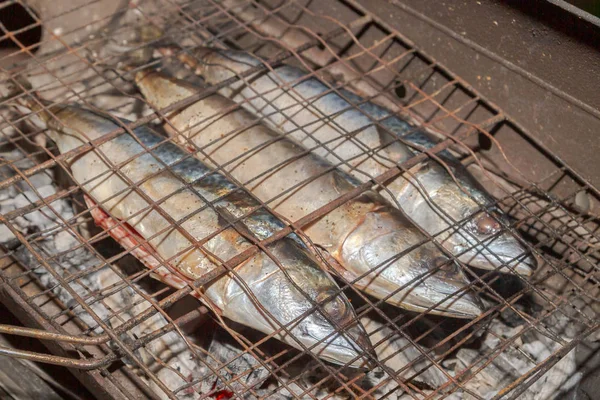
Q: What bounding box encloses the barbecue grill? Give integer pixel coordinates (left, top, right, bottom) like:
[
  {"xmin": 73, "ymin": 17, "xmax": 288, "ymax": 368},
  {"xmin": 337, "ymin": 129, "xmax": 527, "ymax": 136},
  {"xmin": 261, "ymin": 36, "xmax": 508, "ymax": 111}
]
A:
[{"xmin": 0, "ymin": 0, "xmax": 597, "ymax": 398}]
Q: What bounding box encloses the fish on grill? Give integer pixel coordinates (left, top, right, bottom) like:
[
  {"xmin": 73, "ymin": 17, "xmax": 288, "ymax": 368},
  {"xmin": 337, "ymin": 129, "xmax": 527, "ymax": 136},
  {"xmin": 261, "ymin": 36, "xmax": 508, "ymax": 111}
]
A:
[
  {"xmin": 131, "ymin": 68, "xmax": 483, "ymax": 318},
  {"xmin": 15, "ymin": 95, "xmax": 374, "ymax": 368},
  {"xmin": 170, "ymin": 47, "xmax": 536, "ymax": 276}
]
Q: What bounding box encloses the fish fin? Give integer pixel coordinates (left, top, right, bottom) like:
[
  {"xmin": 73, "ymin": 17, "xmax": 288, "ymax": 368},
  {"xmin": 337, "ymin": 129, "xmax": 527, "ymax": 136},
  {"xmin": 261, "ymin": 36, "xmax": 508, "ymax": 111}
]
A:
[
  {"xmin": 331, "ymin": 171, "xmax": 356, "ymax": 195},
  {"xmin": 200, "ymin": 298, "xmax": 223, "ymax": 316},
  {"xmin": 34, "ymin": 133, "xmax": 48, "ymax": 148},
  {"xmin": 313, "ymin": 244, "xmax": 352, "ymax": 281},
  {"xmin": 378, "ymin": 161, "xmax": 427, "ymax": 198},
  {"xmin": 215, "ymin": 205, "xmax": 258, "ymax": 243},
  {"xmin": 376, "ymin": 125, "xmax": 414, "ymax": 161}
]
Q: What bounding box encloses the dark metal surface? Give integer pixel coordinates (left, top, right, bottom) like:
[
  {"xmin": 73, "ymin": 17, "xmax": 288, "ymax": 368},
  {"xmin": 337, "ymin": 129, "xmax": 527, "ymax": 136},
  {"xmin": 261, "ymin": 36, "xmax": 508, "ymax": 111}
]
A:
[
  {"xmin": 380, "ymin": 0, "xmax": 600, "ymax": 110},
  {"xmin": 359, "ymin": 0, "xmax": 600, "ymax": 194}
]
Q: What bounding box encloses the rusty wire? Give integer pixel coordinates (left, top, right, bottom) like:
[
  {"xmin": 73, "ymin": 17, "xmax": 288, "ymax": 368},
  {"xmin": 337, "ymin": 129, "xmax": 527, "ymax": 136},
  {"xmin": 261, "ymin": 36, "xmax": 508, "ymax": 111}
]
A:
[{"xmin": 0, "ymin": 0, "xmax": 597, "ymax": 399}]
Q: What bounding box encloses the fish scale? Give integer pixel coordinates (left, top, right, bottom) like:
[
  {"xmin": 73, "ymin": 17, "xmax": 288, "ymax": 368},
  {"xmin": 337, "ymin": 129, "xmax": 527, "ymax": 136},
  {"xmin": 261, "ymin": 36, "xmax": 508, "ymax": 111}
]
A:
[
  {"xmin": 18, "ymin": 96, "xmax": 373, "ymax": 368},
  {"xmin": 133, "ymin": 68, "xmax": 484, "ymax": 319},
  {"xmin": 179, "ymin": 47, "xmax": 537, "ymax": 276}
]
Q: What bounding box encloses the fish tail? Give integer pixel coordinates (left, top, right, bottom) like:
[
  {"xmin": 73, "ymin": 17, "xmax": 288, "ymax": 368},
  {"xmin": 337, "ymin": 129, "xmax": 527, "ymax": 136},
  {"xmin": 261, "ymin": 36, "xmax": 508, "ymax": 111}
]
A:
[
  {"xmin": 157, "ymin": 46, "xmax": 215, "ymax": 76},
  {"xmin": 0, "ymin": 74, "xmax": 32, "ymax": 105},
  {"xmin": 0, "ymin": 76, "xmax": 58, "ymax": 125}
]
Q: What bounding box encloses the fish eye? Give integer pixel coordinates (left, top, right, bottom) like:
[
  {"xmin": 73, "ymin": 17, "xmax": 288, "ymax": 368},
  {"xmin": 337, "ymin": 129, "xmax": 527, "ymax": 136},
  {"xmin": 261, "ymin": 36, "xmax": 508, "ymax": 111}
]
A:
[{"xmin": 473, "ymin": 213, "xmax": 501, "ymax": 235}]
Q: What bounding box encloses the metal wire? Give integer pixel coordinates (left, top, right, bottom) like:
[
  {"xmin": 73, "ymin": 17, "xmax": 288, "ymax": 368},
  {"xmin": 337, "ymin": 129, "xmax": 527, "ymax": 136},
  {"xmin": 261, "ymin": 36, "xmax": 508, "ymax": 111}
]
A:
[{"xmin": 0, "ymin": 0, "xmax": 597, "ymax": 399}]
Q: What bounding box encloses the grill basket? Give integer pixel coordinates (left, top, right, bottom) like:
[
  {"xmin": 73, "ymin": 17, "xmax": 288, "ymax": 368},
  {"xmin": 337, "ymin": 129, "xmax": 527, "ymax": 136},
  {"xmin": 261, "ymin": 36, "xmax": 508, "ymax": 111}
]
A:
[{"xmin": 0, "ymin": 0, "xmax": 597, "ymax": 399}]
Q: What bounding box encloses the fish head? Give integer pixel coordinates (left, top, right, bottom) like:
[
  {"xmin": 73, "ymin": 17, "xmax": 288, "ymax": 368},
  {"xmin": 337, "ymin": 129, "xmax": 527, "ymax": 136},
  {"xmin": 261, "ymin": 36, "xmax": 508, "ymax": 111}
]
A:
[
  {"xmin": 221, "ymin": 238, "xmax": 375, "ymax": 368},
  {"xmin": 132, "ymin": 68, "xmax": 199, "ymax": 112},
  {"xmin": 456, "ymin": 209, "xmax": 537, "ymax": 276},
  {"xmin": 295, "ymin": 288, "xmax": 376, "ymax": 368},
  {"xmin": 376, "ymin": 243, "xmax": 484, "ymax": 318},
  {"xmin": 412, "ymin": 174, "xmax": 537, "ymax": 276},
  {"xmin": 439, "ymin": 202, "xmax": 537, "ymax": 276},
  {"xmin": 406, "ymin": 247, "xmax": 484, "ymax": 318},
  {"xmin": 272, "ymin": 239, "xmax": 375, "ymax": 368},
  {"xmin": 341, "ymin": 209, "xmax": 483, "ymax": 318}
]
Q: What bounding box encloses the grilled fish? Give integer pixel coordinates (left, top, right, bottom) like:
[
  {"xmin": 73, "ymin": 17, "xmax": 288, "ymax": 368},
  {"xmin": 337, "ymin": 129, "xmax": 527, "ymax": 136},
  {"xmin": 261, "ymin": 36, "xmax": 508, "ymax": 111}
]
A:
[
  {"xmin": 18, "ymin": 96, "xmax": 373, "ymax": 367},
  {"xmin": 132, "ymin": 68, "xmax": 483, "ymax": 318},
  {"xmin": 172, "ymin": 47, "xmax": 536, "ymax": 276}
]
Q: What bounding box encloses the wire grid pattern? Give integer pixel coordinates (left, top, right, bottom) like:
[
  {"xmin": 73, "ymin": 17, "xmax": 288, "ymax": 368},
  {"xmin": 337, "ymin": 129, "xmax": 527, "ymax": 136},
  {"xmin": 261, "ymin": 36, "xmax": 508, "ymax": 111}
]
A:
[{"xmin": 0, "ymin": 0, "xmax": 597, "ymax": 399}]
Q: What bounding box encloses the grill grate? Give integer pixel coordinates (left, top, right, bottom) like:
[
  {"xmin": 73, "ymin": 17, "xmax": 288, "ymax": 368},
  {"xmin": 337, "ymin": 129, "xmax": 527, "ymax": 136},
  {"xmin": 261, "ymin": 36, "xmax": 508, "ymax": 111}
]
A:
[{"xmin": 0, "ymin": 0, "xmax": 597, "ymax": 399}]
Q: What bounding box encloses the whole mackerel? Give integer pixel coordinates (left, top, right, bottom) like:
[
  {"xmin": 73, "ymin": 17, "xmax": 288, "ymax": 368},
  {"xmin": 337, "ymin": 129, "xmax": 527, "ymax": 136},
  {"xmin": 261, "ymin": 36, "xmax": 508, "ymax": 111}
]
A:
[
  {"xmin": 172, "ymin": 47, "xmax": 536, "ymax": 276},
  {"xmin": 18, "ymin": 96, "xmax": 373, "ymax": 367},
  {"xmin": 133, "ymin": 68, "xmax": 483, "ymax": 318}
]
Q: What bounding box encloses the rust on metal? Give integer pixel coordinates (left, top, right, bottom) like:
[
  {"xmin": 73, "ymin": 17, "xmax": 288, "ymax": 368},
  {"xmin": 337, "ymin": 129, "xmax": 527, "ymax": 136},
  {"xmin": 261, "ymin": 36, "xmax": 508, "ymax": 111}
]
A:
[{"xmin": 0, "ymin": 0, "xmax": 596, "ymax": 399}]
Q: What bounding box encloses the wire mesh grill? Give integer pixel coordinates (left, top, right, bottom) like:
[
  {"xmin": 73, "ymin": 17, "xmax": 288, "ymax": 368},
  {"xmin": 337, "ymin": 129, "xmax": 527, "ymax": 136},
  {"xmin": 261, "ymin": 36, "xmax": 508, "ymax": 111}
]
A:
[{"xmin": 0, "ymin": 0, "xmax": 598, "ymax": 399}]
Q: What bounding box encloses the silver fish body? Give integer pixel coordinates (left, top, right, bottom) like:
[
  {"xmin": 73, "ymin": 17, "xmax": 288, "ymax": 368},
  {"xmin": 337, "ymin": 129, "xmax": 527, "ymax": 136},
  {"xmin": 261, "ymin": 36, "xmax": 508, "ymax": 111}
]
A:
[
  {"xmin": 181, "ymin": 47, "xmax": 536, "ymax": 276},
  {"xmin": 335, "ymin": 90, "xmax": 538, "ymax": 275},
  {"xmin": 24, "ymin": 100, "xmax": 372, "ymax": 367},
  {"xmin": 133, "ymin": 69, "xmax": 483, "ymax": 318}
]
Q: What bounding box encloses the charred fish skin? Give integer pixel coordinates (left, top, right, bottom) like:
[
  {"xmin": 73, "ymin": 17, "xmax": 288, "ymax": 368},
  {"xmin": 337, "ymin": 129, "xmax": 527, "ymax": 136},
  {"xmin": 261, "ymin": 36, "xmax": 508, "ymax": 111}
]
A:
[
  {"xmin": 23, "ymin": 100, "xmax": 373, "ymax": 368},
  {"xmin": 133, "ymin": 69, "xmax": 483, "ymax": 319},
  {"xmin": 182, "ymin": 47, "xmax": 536, "ymax": 276}
]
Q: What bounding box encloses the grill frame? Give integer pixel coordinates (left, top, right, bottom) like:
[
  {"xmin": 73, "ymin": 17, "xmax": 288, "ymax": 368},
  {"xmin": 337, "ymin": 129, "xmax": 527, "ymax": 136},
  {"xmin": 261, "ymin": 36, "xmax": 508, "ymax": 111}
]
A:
[{"xmin": 0, "ymin": 0, "xmax": 597, "ymax": 399}]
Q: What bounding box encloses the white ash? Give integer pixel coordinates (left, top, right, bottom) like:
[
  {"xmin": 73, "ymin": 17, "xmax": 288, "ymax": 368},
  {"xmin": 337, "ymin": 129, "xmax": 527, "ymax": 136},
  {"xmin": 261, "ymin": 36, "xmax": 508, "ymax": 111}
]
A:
[
  {"xmin": 0, "ymin": 147, "xmax": 116, "ymax": 331},
  {"xmin": 362, "ymin": 316, "xmax": 449, "ymax": 391},
  {"xmin": 170, "ymin": 329, "xmax": 272, "ymax": 399},
  {"xmin": 0, "ymin": 147, "xmax": 251, "ymax": 398},
  {"xmin": 0, "ymin": 149, "xmax": 57, "ymax": 243},
  {"xmin": 447, "ymin": 317, "xmax": 581, "ymax": 400}
]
